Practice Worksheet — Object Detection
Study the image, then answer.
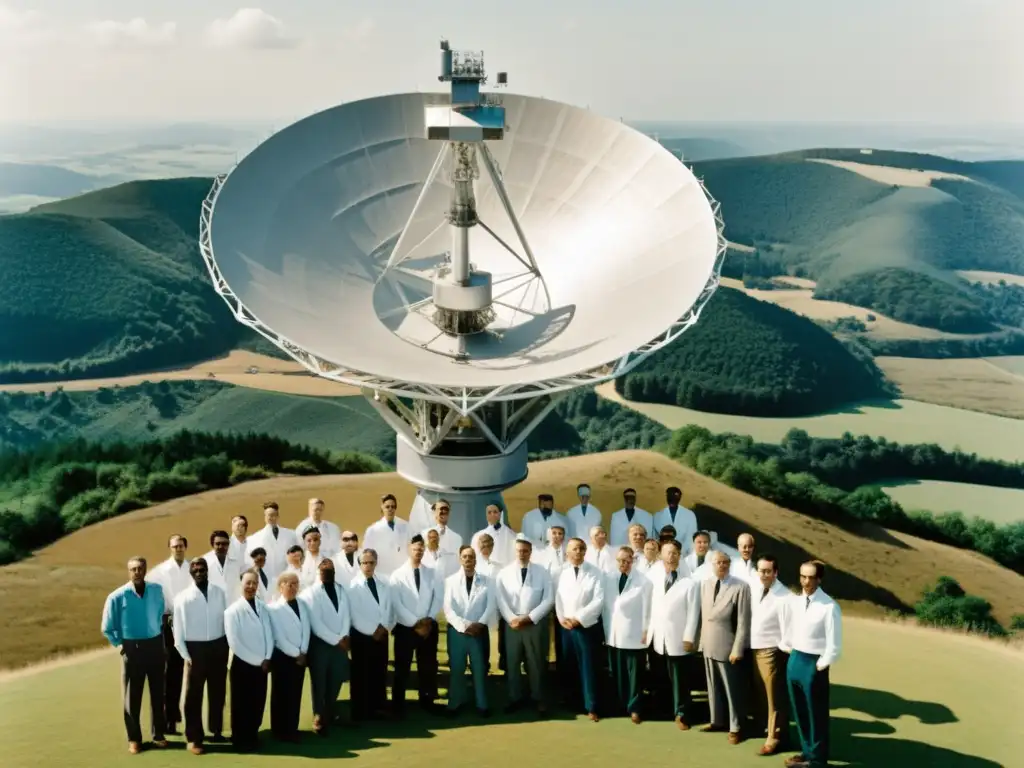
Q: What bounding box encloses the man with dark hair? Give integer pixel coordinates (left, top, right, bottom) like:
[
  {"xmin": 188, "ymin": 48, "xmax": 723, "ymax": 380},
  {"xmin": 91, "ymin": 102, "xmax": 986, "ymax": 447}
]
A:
[
  {"xmin": 684, "ymin": 530, "xmax": 714, "ymax": 580},
  {"xmin": 780, "ymin": 561, "xmax": 842, "ymax": 768},
  {"xmin": 750, "ymin": 554, "xmax": 792, "ymax": 756},
  {"xmin": 567, "ymin": 483, "xmax": 602, "ymax": 542},
  {"xmin": 443, "ymin": 544, "xmax": 496, "ymax": 717},
  {"xmin": 346, "ymin": 547, "xmax": 395, "ymax": 719},
  {"xmin": 653, "ymin": 487, "xmax": 698, "ymax": 553},
  {"xmin": 102, "ymin": 557, "xmax": 168, "ymax": 754},
  {"xmin": 247, "ymin": 502, "xmax": 300, "ymax": 580},
  {"xmin": 172, "ymin": 557, "xmax": 229, "ymax": 754},
  {"xmin": 610, "ymin": 487, "xmax": 653, "ymax": 548},
  {"xmin": 555, "ymin": 537, "xmax": 605, "ymax": 721},
  {"xmin": 390, "ymin": 533, "xmax": 442, "ymax": 714},
  {"xmin": 204, "ymin": 529, "xmax": 242, "ymax": 603},
  {"xmin": 249, "ymin": 547, "xmax": 271, "ymax": 601},
  {"xmin": 284, "ymin": 545, "xmax": 304, "ymax": 581},
  {"xmin": 362, "ymin": 494, "xmax": 409, "ymax": 577},
  {"xmin": 225, "ymin": 569, "xmax": 273, "ymax": 752},
  {"xmin": 521, "ymin": 493, "xmax": 569, "ymax": 550},
  {"xmin": 335, "ymin": 531, "xmax": 361, "ymax": 585},
  {"xmin": 301, "ymin": 558, "xmax": 351, "ymax": 735},
  {"xmin": 146, "ymin": 534, "xmax": 190, "ymax": 735}
]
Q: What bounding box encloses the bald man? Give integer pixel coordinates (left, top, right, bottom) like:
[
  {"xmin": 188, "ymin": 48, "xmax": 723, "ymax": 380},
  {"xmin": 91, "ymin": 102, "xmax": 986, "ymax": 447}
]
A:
[{"xmin": 730, "ymin": 534, "xmax": 758, "ymax": 585}]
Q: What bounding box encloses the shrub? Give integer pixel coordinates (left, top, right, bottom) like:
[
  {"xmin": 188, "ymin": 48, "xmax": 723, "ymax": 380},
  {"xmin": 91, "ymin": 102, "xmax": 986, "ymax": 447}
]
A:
[{"xmin": 913, "ymin": 577, "xmax": 1006, "ymax": 637}]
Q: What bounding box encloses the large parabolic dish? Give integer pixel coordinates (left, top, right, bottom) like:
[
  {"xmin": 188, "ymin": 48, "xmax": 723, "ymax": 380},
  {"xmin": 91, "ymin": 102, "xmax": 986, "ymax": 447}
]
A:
[{"xmin": 200, "ymin": 42, "xmax": 726, "ymax": 542}]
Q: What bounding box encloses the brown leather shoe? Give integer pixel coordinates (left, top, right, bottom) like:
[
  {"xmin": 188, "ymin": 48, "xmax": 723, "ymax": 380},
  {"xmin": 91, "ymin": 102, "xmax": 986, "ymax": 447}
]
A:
[
  {"xmin": 784, "ymin": 755, "xmax": 807, "ymax": 766},
  {"xmin": 675, "ymin": 716, "xmax": 691, "ymax": 731},
  {"xmin": 630, "ymin": 712, "xmax": 642, "ymax": 724},
  {"xmin": 152, "ymin": 740, "xmax": 169, "ymax": 749},
  {"xmin": 701, "ymin": 724, "xmax": 726, "ymax": 733},
  {"xmin": 188, "ymin": 743, "xmax": 205, "ymax": 755},
  {"xmin": 758, "ymin": 743, "xmax": 778, "ymax": 756},
  {"xmin": 727, "ymin": 731, "xmax": 741, "ymax": 745},
  {"xmin": 312, "ymin": 715, "xmax": 323, "ymax": 734},
  {"xmin": 128, "ymin": 742, "xmax": 141, "ymax": 755},
  {"xmin": 587, "ymin": 712, "xmax": 600, "ymax": 722}
]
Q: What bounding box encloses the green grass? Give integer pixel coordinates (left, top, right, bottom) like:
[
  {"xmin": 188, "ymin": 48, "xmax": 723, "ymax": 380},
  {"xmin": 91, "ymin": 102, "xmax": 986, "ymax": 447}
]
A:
[
  {"xmin": 0, "ymin": 617, "xmax": 1016, "ymax": 767},
  {"xmin": 874, "ymin": 480, "xmax": 1024, "ymax": 525}
]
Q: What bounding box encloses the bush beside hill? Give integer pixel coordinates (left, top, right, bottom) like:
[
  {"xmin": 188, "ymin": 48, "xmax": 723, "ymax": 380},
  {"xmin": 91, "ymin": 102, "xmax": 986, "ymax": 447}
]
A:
[
  {"xmin": 914, "ymin": 576, "xmax": 1007, "ymax": 637},
  {"xmin": 615, "ymin": 287, "xmax": 894, "ymax": 417}
]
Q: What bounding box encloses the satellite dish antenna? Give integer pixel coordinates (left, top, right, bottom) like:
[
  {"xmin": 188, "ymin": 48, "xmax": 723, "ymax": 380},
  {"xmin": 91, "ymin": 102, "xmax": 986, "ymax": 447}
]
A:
[{"xmin": 199, "ymin": 40, "xmax": 726, "ymax": 541}]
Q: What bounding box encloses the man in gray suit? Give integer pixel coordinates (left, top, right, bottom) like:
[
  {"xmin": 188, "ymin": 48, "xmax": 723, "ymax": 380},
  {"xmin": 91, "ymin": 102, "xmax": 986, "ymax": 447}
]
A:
[{"xmin": 699, "ymin": 550, "xmax": 751, "ymax": 745}]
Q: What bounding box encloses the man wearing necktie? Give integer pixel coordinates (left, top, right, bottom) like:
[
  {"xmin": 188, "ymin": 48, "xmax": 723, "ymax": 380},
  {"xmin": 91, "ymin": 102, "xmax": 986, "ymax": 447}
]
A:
[
  {"xmin": 444, "ymin": 546, "xmax": 497, "ymax": 717},
  {"xmin": 699, "ymin": 551, "xmax": 752, "ymax": 745},
  {"xmin": 248, "ymin": 502, "xmax": 301, "ymax": 581},
  {"xmin": 496, "ymin": 534, "xmax": 554, "ymax": 715},
  {"xmin": 266, "ymin": 572, "xmax": 310, "ymax": 743},
  {"xmin": 362, "ymin": 494, "xmax": 410, "ymax": 577},
  {"xmin": 521, "ymin": 493, "xmax": 569, "ymax": 549},
  {"xmin": 249, "ymin": 548, "xmax": 271, "ymax": 601},
  {"xmin": 300, "ymin": 559, "xmax": 352, "ymax": 736},
  {"xmin": 749, "ymin": 554, "xmax": 793, "ymax": 756},
  {"xmin": 603, "ymin": 546, "xmax": 653, "ymax": 724},
  {"xmin": 346, "ymin": 548, "xmax": 394, "ymax": 720},
  {"xmin": 390, "ymin": 535, "xmax": 442, "ymax": 715},
  {"xmin": 554, "ymin": 538, "xmax": 606, "ymax": 722}
]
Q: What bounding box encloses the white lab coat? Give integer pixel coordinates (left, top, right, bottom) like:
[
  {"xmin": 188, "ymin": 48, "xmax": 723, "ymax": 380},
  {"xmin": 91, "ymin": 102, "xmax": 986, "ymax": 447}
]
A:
[
  {"xmin": 602, "ymin": 569, "xmax": 653, "ymax": 649},
  {"xmin": 362, "ymin": 518, "xmax": 410, "ymax": 577},
  {"xmin": 229, "ymin": 536, "xmax": 248, "ymax": 566},
  {"xmin": 421, "ymin": 525, "xmax": 463, "ymax": 579},
  {"xmin": 683, "ymin": 552, "xmax": 714, "ymax": 581},
  {"xmin": 652, "ymin": 506, "xmax": 699, "ymax": 553},
  {"xmin": 565, "ymin": 503, "xmax": 603, "ymax": 542},
  {"xmin": 300, "ymin": 552, "xmax": 332, "ymax": 591},
  {"xmin": 300, "ymin": 582, "xmax": 351, "ymax": 645},
  {"xmin": 537, "ymin": 544, "xmax": 568, "ymax": 585},
  {"xmin": 554, "ymin": 561, "xmax": 605, "ymax": 628},
  {"xmin": 225, "ymin": 596, "xmax": 274, "ymax": 667},
  {"xmin": 730, "ymin": 556, "xmax": 759, "ymax": 585},
  {"xmin": 294, "ymin": 517, "xmax": 342, "ymax": 558},
  {"xmin": 203, "ymin": 551, "xmax": 242, "ymax": 605},
  {"xmin": 407, "ymin": 496, "xmax": 434, "ymax": 533},
  {"xmin": 267, "ymin": 598, "xmax": 311, "ymax": 657},
  {"xmin": 172, "ymin": 583, "xmax": 227, "ymax": 661},
  {"xmin": 608, "ymin": 507, "xmax": 654, "ymax": 548},
  {"xmin": 584, "ymin": 544, "xmax": 617, "ymax": 575},
  {"xmin": 443, "ymin": 569, "xmax": 497, "ymax": 632},
  {"xmin": 495, "ymin": 561, "xmax": 554, "ymax": 625},
  {"xmin": 520, "ymin": 508, "xmax": 570, "ymax": 550},
  {"xmin": 247, "ymin": 524, "xmax": 301, "ymax": 580},
  {"xmin": 471, "ymin": 523, "xmax": 517, "ymax": 569},
  {"xmin": 346, "ymin": 574, "xmax": 395, "ymax": 636},
  {"xmin": 647, "ymin": 567, "xmax": 700, "ymax": 656},
  {"xmin": 333, "ymin": 549, "xmax": 362, "ymax": 587},
  {"xmin": 389, "ymin": 562, "xmax": 443, "ymax": 627},
  {"xmin": 146, "ymin": 557, "xmax": 191, "ymax": 615}
]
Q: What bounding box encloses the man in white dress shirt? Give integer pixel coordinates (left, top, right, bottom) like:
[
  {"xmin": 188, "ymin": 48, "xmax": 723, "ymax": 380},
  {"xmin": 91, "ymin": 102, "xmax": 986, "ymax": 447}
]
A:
[
  {"xmin": 362, "ymin": 493, "xmax": 409, "ymax": 577},
  {"xmin": 295, "ymin": 498, "xmax": 342, "ymax": 558},
  {"xmin": 246, "ymin": 502, "xmax": 301, "ymax": 580},
  {"xmin": 147, "ymin": 534, "xmax": 190, "ymax": 735},
  {"xmin": 266, "ymin": 572, "xmax": 310, "ymax": 743},
  {"xmin": 474, "ymin": 533, "xmax": 507, "ymax": 674},
  {"xmin": 584, "ymin": 525, "xmax": 616, "ymax": 573},
  {"xmin": 229, "ymin": 515, "xmax": 249, "ymax": 566},
  {"xmin": 390, "ymin": 535, "xmax": 442, "ymax": 715},
  {"xmin": 609, "ymin": 488, "xmax": 654, "ymax": 548},
  {"xmin": 636, "ymin": 537, "xmax": 661, "ymax": 574},
  {"xmin": 346, "ymin": 547, "xmax": 395, "ymax": 720},
  {"xmin": 520, "ymin": 493, "xmax": 569, "ymax": 550},
  {"xmin": 653, "ymin": 486, "xmax": 699, "ymax": 553},
  {"xmin": 730, "ymin": 533, "xmax": 759, "ymax": 585},
  {"xmin": 780, "ymin": 561, "xmax": 842, "ymax": 768},
  {"xmin": 283, "ymin": 546, "xmax": 304, "ymax": 583},
  {"xmin": 538, "ymin": 525, "xmax": 568, "ymax": 681},
  {"xmin": 566, "ymin": 484, "xmax": 602, "ymax": 542},
  {"xmin": 204, "ymin": 529, "xmax": 242, "ymax": 605},
  {"xmin": 471, "ymin": 503, "xmax": 516, "ymax": 568},
  {"xmin": 496, "ymin": 534, "xmax": 554, "ymax": 715},
  {"xmin": 172, "ymin": 557, "xmax": 229, "ymax": 754},
  {"xmin": 443, "ymin": 545, "xmax": 497, "ymax": 717},
  {"xmin": 301, "ymin": 558, "xmax": 352, "ymax": 735},
  {"xmin": 334, "ymin": 530, "xmax": 362, "ymax": 586},
  {"xmin": 684, "ymin": 530, "xmax": 715, "ymax": 581},
  {"xmin": 604, "ymin": 545, "xmax": 653, "ymax": 724},
  {"xmin": 224, "ymin": 570, "xmax": 274, "ymax": 753},
  {"xmin": 647, "ymin": 539, "xmax": 700, "ymax": 729},
  {"xmin": 299, "ymin": 527, "xmax": 332, "ymax": 590},
  {"xmin": 555, "ymin": 538, "xmax": 606, "ymax": 721},
  {"xmin": 248, "ymin": 548, "xmax": 272, "ymax": 602},
  {"xmin": 422, "ymin": 499, "xmax": 462, "ymax": 579},
  {"xmin": 749, "ymin": 554, "xmax": 792, "ymax": 757}
]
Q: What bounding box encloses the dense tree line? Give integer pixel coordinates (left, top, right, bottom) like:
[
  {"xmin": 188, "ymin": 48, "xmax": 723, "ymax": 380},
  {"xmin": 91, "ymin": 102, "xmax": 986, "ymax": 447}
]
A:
[
  {"xmin": 0, "ymin": 431, "xmax": 386, "ymax": 565},
  {"xmin": 615, "ymin": 288, "xmax": 894, "ymax": 417},
  {"xmin": 663, "ymin": 425, "xmax": 1024, "ymax": 574},
  {"xmin": 914, "ymin": 577, "xmax": 1007, "ymax": 637}
]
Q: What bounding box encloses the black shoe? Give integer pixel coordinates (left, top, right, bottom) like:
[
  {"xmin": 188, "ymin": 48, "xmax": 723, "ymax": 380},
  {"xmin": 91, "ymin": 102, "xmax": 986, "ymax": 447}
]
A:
[
  {"xmin": 208, "ymin": 733, "xmax": 228, "ymax": 743},
  {"xmin": 504, "ymin": 700, "xmax": 524, "ymax": 714},
  {"xmin": 166, "ymin": 724, "xmax": 180, "ymax": 736},
  {"xmin": 444, "ymin": 706, "xmax": 462, "ymax": 718},
  {"xmin": 478, "ymin": 707, "xmax": 491, "ymax": 718}
]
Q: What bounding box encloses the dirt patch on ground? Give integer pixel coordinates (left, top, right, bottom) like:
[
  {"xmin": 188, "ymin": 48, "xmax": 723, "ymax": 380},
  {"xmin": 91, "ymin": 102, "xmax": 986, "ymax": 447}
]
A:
[{"xmin": 876, "ymin": 356, "xmax": 1024, "ymax": 419}]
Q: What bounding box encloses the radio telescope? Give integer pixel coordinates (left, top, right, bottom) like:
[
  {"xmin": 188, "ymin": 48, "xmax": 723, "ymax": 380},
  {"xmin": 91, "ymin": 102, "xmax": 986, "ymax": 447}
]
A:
[{"xmin": 200, "ymin": 40, "xmax": 726, "ymax": 541}]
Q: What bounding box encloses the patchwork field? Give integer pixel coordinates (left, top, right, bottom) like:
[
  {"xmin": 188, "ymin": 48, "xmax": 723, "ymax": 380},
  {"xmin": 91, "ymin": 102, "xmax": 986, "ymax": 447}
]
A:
[
  {"xmin": 875, "ymin": 356, "xmax": 1024, "ymax": 419},
  {"xmin": 3, "ymin": 451, "xmax": 1022, "ymax": 672},
  {"xmin": 596, "ymin": 383, "xmax": 1024, "ymax": 463},
  {"xmin": 874, "ymin": 480, "xmax": 1024, "ymax": 525},
  {"xmin": 0, "ymin": 616, "xmax": 1018, "ymax": 768}
]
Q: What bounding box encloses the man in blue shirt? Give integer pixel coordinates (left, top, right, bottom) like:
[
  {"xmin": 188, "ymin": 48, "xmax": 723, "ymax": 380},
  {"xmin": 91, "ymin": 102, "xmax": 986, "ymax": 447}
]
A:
[{"xmin": 101, "ymin": 556, "xmax": 169, "ymax": 754}]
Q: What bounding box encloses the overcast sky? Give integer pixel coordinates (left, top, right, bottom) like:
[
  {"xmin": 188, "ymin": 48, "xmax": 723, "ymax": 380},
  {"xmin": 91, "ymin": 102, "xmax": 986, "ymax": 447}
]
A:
[{"xmin": 1, "ymin": 0, "xmax": 1021, "ymax": 125}]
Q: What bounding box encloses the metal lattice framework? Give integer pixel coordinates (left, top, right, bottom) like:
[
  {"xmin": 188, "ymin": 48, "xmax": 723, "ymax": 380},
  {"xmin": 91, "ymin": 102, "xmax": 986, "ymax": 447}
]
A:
[{"xmin": 198, "ymin": 171, "xmax": 727, "ymax": 417}]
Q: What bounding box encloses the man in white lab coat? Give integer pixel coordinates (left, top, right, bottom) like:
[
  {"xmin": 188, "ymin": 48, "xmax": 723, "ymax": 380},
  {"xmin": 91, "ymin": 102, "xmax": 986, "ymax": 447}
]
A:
[
  {"xmin": 603, "ymin": 545, "xmax": 653, "ymax": 723},
  {"xmin": 224, "ymin": 570, "xmax": 274, "ymax": 753},
  {"xmin": 228, "ymin": 515, "xmax": 249, "ymax": 566},
  {"xmin": 266, "ymin": 572, "xmax": 311, "ymax": 743},
  {"xmin": 496, "ymin": 534, "xmax": 554, "ymax": 714},
  {"xmin": 300, "ymin": 558, "xmax": 351, "ymax": 736},
  {"xmin": 246, "ymin": 502, "xmax": 300, "ymax": 581},
  {"xmin": 362, "ymin": 493, "xmax": 410, "ymax": 578},
  {"xmin": 538, "ymin": 525, "xmax": 568, "ymax": 682},
  {"xmin": 248, "ymin": 548, "xmax": 272, "ymax": 602},
  {"xmin": 172, "ymin": 557, "xmax": 229, "ymax": 754},
  {"xmin": 389, "ymin": 534, "xmax": 443, "ymax": 715},
  {"xmin": 474, "ymin": 533, "xmax": 506, "ymax": 674},
  {"xmin": 346, "ymin": 547, "xmax": 395, "ymax": 720},
  {"xmin": 298, "ymin": 527, "xmax": 333, "ymax": 590},
  {"xmin": 520, "ymin": 493, "xmax": 569, "ymax": 550},
  {"xmin": 584, "ymin": 525, "xmax": 616, "ymax": 574},
  {"xmin": 334, "ymin": 530, "xmax": 362, "ymax": 586},
  {"xmin": 653, "ymin": 486, "xmax": 699, "ymax": 554},
  {"xmin": 555, "ymin": 537, "xmax": 606, "ymax": 721},
  {"xmin": 471, "ymin": 503, "xmax": 516, "ymax": 568},
  {"xmin": 684, "ymin": 530, "xmax": 715, "ymax": 581},
  {"xmin": 295, "ymin": 498, "xmax": 342, "ymax": 559},
  {"xmin": 609, "ymin": 488, "xmax": 654, "ymax": 548},
  {"xmin": 421, "ymin": 499, "xmax": 462, "ymax": 579},
  {"xmin": 730, "ymin": 533, "xmax": 759, "ymax": 585},
  {"xmin": 566, "ymin": 483, "xmax": 602, "ymax": 542},
  {"xmin": 203, "ymin": 529, "xmax": 242, "ymax": 605},
  {"xmin": 146, "ymin": 534, "xmax": 190, "ymax": 736},
  {"xmin": 647, "ymin": 539, "xmax": 701, "ymax": 729},
  {"xmin": 443, "ymin": 545, "xmax": 497, "ymax": 717}
]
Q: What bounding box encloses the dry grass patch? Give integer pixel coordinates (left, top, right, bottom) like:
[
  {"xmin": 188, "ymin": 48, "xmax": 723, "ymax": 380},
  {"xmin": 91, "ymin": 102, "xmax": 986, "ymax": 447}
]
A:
[
  {"xmin": 876, "ymin": 356, "xmax": 1024, "ymax": 419},
  {"xmin": 807, "ymin": 159, "xmax": 973, "ymax": 188},
  {"xmin": 2, "ymin": 451, "xmax": 1021, "ymax": 670},
  {"xmin": 955, "ymin": 270, "xmax": 1024, "ymax": 287}
]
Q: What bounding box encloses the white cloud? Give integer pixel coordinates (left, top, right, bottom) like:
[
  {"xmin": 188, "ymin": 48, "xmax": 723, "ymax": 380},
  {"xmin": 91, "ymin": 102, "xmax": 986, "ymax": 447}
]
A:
[
  {"xmin": 343, "ymin": 18, "xmax": 375, "ymax": 42},
  {"xmin": 85, "ymin": 18, "xmax": 177, "ymax": 48},
  {"xmin": 0, "ymin": 4, "xmax": 49, "ymax": 47},
  {"xmin": 205, "ymin": 8, "xmax": 300, "ymax": 50}
]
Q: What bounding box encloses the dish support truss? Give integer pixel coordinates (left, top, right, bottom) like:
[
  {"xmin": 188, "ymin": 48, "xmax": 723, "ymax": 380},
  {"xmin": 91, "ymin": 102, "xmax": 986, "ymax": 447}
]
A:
[{"xmin": 198, "ymin": 172, "xmax": 728, "ymax": 417}]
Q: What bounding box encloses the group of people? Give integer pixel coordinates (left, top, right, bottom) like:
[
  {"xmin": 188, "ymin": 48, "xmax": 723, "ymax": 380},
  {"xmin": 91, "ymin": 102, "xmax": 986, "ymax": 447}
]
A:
[{"xmin": 101, "ymin": 485, "xmax": 842, "ymax": 768}]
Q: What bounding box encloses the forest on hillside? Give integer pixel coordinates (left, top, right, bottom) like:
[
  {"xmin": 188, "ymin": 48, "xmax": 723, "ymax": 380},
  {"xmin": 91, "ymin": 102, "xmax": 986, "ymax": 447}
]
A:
[{"xmin": 615, "ymin": 288, "xmax": 894, "ymax": 416}]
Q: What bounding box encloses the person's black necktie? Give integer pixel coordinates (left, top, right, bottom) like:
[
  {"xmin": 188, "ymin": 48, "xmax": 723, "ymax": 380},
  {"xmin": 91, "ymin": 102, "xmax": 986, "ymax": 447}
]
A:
[
  {"xmin": 665, "ymin": 571, "xmax": 676, "ymax": 592},
  {"xmin": 466, "ymin": 575, "xmax": 473, "ymax": 595},
  {"xmin": 346, "ymin": 552, "xmax": 354, "ymax": 566},
  {"xmin": 325, "ymin": 582, "xmax": 339, "ymax": 611},
  {"xmin": 761, "ymin": 586, "xmax": 770, "ymax": 602},
  {"xmin": 805, "ymin": 595, "xmax": 811, "ymax": 610},
  {"xmin": 494, "ymin": 523, "xmax": 501, "ymax": 531},
  {"xmin": 414, "ymin": 568, "xmax": 421, "ymax": 592},
  {"xmin": 713, "ymin": 580, "xmax": 721, "ymax": 602},
  {"xmin": 573, "ymin": 566, "xmax": 579, "ymax": 579},
  {"xmin": 387, "ymin": 520, "xmax": 395, "ymax": 530},
  {"xmin": 521, "ymin": 567, "xmax": 528, "ymax": 584},
  {"xmin": 367, "ymin": 577, "xmax": 379, "ymax": 603},
  {"xmin": 618, "ymin": 573, "xmax": 627, "ymax": 594},
  {"xmin": 288, "ymin": 599, "xmax": 301, "ymax": 619},
  {"xmin": 272, "ymin": 526, "xmax": 279, "ymax": 539},
  {"xmin": 697, "ymin": 554, "xmax": 705, "ymax": 567},
  {"xmin": 259, "ymin": 568, "xmax": 268, "ymax": 588},
  {"xmin": 246, "ymin": 597, "xmax": 258, "ymax": 615},
  {"xmin": 625, "ymin": 509, "xmax": 634, "ymax": 522}
]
